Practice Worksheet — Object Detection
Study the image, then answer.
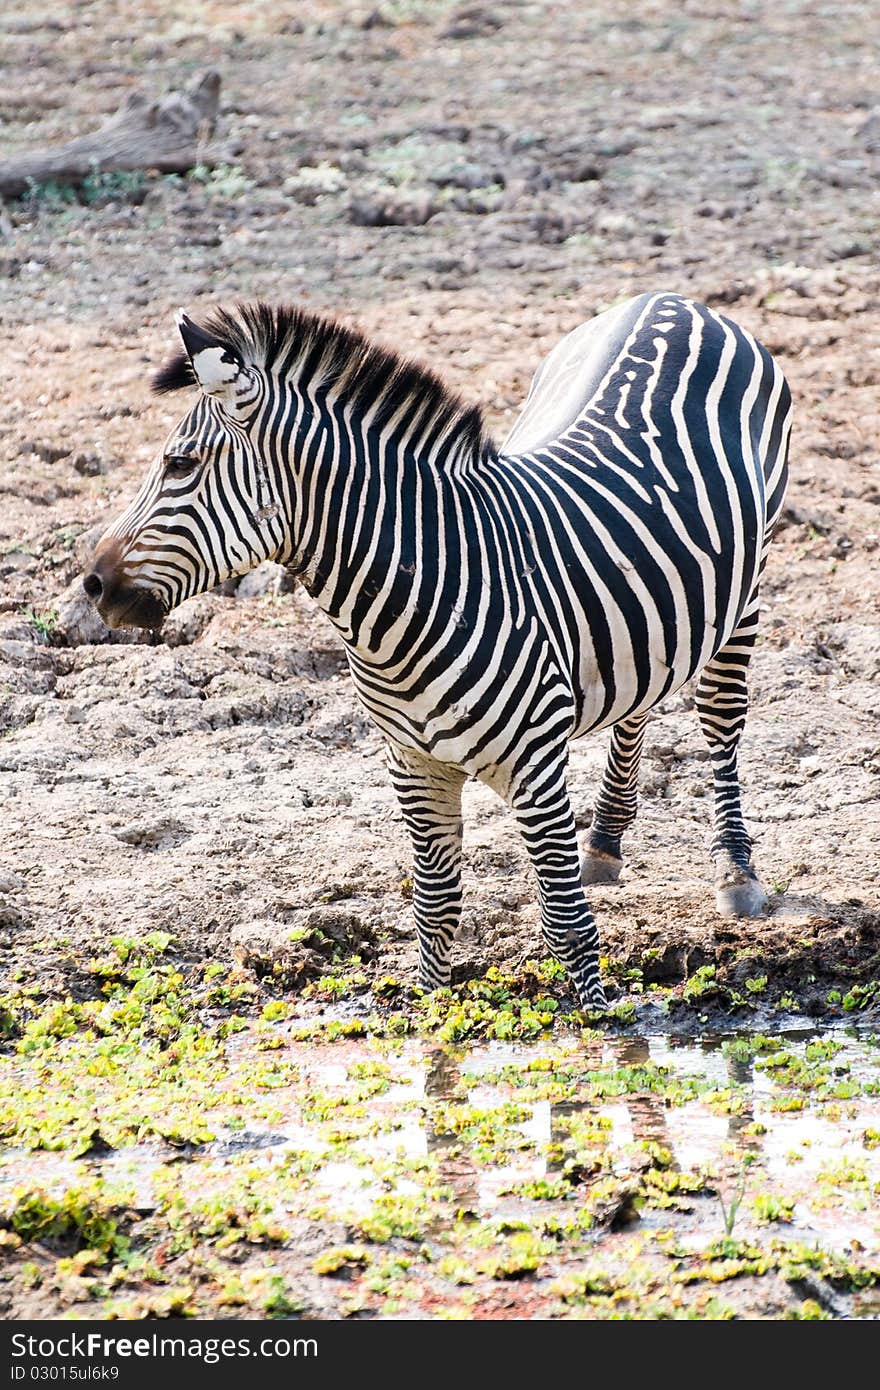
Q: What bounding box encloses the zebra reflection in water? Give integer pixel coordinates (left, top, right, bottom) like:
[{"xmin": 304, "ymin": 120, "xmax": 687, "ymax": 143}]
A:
[{"xmin": 418, "ymin": 1038, "xmax": 762, "ymax": 1222}]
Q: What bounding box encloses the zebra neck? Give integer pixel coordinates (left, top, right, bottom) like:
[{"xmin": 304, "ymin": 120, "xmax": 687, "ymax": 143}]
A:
[{"xmin": 291, "ymin": 426, "xmax": 487, "ymax": 649}]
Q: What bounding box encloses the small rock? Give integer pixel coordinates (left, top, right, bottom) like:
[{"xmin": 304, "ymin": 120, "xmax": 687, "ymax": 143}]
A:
[
  {"xmin": 0, "ymin": 900, "xmax": 23, "ymax": 929},
  {"xmin": 348, "ymin": 190, "xmax": 438, "ymax": 227},
  {"xmin": 429, "ymin": 160, "xmax": 501, "ymax": 191},
  {"xmin": 236, "ymin": 562, "xmax": 292, "ymax": 599},
  {"xmin": 0, "ymin": 619, "xmax": 36, "ymax": 642},
  {"xmin": 212, "ymin": 577, "xmax": 240, "ymax": 597},
  {"xmin": 637, "ymin": 107, "xmax": 682, "ymax": 130},
  {"xmin": 50, "ymin": 576, "xmax": 109, "ymax": 647},
  {"xmin": 855, "ymin": 108, "xmax": 880, "ymax": 152},
  {"xmin": 828, "ymin": 236, "xmax": 870, "ymax": 260},
  {"xmin": 450, "ymin": 184, "xmax": 505, "ymax": 214},
  {"xmin": 65, "ymin": 704, "xmax": 87, "ymax": 724},
  {"xmin": 113, "ymin": 816, "xmax": 192, "ymax": 848},
  {"xmin": 285, "ymin": 183, "xmax": 322, "ymax": 206},
  {"xmin": 529, "ymin": 211, "xmax": 575, "ymax": 244},
  {"xmin": 785, "ymin": 1271, "xmax": 850, "ymax": 1318},
  {"xmin": 557, "ymin": 158, "xmax": 603, "ymax": 183},
  {"xmin": 72, "ymin": 451, "xmax": 105, "ymax": 477},
  {"xmin": 440, "ymin": 6, "xmax": 503, "ymax": 40},
  {"xmin": 0, "ymin": 551, "xmax": 37, "ymax": 580},
  {"xmin": 75, "ymin": 521, "xmax": 108, "ymax": 568},
  {"xmin": 19, "ymin": 439, "xmax": 70, "ymax": 463},
  {"xmin": 705, "ymin": 280, "xmax": 754, "ymax": 306},
  {"xmin": 162, "ymin": 594, "xmax": 225, "ymax": 647},
  {"xmin": 775, "ymin": 504, "xmax": 833, "ymax": 536},
  {"xmin": 386, "ymin": 920, "xmax": 416, "ymax": 939},
  {"xmin": 359, "ymin": 7, "xmax": 393, "ymax": 28},
  {"xmin": 595, "ymin": 210, "xmax": 638, "ymax": 237},
  {"xmin": 595, "ymin": 136, "xmax": 638, "ymax": 158},
  {"xmin": 811, "ymin": 161, "xmax": 870, "ymax": 190}
]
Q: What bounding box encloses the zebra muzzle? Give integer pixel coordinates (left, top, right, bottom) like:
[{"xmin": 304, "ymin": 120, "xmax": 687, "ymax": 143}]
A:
[{"xmin": 82, "ymin": 569, "xmax": 166, "ymax": 631}]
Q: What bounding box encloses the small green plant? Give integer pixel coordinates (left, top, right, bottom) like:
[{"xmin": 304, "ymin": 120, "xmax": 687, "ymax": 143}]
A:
[
  {"xmin": 284, "ymin": 162, "xmax": 347, "ymax": 198},
  {"xmin": 752, "ymin": 1192, "xmax": 794, "ymax": 1225},
  {"xmin": 262, "ymin": 1275, "xmax": 302, "ymax": 1318},
  {"xmin": 190, "ymin": 163, "xmax": 253, "ymax": 198},
  {"xmin": 260, "ymin": 1000, "xmax": 290, "ymax": 1023},
  {"xmin": 80, "ymin": 170, "xmax": 147, "ymax": 204},
  {"xmin": 775, "ymin": 992, "xmax": 799, "ymax": 1011},
  {"xmin": 842, "ymin": 982, "xmax": 879, "ymax": 1012},
  {"xmin": 24, "ymin": 178, "xmax": 77, "ymax": 209},
  {"xmin": 24, "ymin": 169, "xmax": 147, "ymax": 208},
  {"xmin": 479, "ymin": 1230, "xmax": 551, "ymax": 1280},
  {"xmin": 682, "ymin": 965, "xmax": 721, "ymax": 1003},
  {"xmin": 5, "ymin": 1187, "xmax": 127, "ymax": 1256},
  {"xmin": 0, "ymin": 995, "xmax": 20, "ymax": 1040},
  {"xmin": 787, "ymin": 1300, "xmax": 831, "ymax": 1320},
  {"xmin": 314, "ymin": 1245, "xmax": 371, "ymax": 1276},
  {"xmin": 717, "ymin": 1157, "xmax": 755, "ymax": 1237},
  {"xmin": 22, "ymin": 609, "xmax": 57, "ymax": 640}
]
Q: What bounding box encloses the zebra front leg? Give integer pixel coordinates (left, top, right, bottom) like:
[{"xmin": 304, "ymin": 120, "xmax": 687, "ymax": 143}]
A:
[
  {"xmin": 581, "ymin": 714, "xmax": 649, "ymax": 885},
  {"xmin": 387, "ymin": 744, "xmax": 466, "ymax": 991},
  {"xmin": 511, "ymin": 755, "xmax": 607, "ymax": 1010},
  {"xmin": 696, "ymin": 601, "xmax": 767, "ymax": 918}
]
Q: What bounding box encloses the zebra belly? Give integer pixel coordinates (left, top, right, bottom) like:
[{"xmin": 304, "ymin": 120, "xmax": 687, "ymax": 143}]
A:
[
  {"xmin": 347, "ymin": 617, "xmax": 577, "ymax": 776},
  {"xmin": 494, "ymin": 458, "xmax": 761, "ymax": 742},
  {"xmin": 565, "ymin": 508, "xmax": 750, "ymax": 737},
  {"xmin": 345, "ymin": 476, "xmax": 761, "ymax": 774}
]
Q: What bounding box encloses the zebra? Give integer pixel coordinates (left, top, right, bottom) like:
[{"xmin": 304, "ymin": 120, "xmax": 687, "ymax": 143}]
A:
[{"xmin": 82, "ymin": 292, "xmax": 791, "ymax": 1010}]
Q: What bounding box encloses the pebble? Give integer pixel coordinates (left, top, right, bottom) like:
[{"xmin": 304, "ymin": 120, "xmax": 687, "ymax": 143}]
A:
[{"xmin": 51, "ymin": 577, "xmax": 110, "ymax": 647}]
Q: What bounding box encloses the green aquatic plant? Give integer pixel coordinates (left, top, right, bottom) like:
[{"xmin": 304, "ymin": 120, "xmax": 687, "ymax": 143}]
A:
[
  {"xmin": 716, "ymin": 1157, "xmax": 755, "ymax": 1238},
  {"xmin": 4, "ymin": 1186, "xmax": 129, "ymax": 1257},
  {"xmin": 787, "ymin": 1300, "xmax": 831, "ymax": 1320},
  {"xmin": 682, "ymin": 965, "xmax": 722, "ymax": 1003},
  {"xmin": 752, "ymin": 1193, "xmax": 795, "ymax": 1225},
  {"xmin": 842, "ymin": 982, "xmax": 879, "ymax": 1012},
  {"xmin": 314, "ymin": 1245, "xmax": 372, "ymax": 1276}
]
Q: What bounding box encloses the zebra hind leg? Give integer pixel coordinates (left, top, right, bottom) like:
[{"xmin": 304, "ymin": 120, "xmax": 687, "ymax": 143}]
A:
[
  {"xmin": 511, "ymin": 754, "xmax": 607, "ymax": 1010},
  {"xmin": 581, "ymin": 714, "xmax": 649, "ymax": 885},
  {"xmin": 386, "ymin": 745, "xmax": 466, "ymax": 991},
  {"xmin": 696, "ymin": 601, "xmax": 767, "ymax": 918}
]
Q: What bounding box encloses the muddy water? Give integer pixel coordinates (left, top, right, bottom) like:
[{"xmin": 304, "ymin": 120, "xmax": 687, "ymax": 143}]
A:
[{"xmin": 2, "ymin": 1022, "xmax": 878, "ymax": 1318}]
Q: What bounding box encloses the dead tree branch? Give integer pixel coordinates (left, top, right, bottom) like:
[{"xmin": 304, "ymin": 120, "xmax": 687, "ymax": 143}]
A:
[{"xmin": 0, "ymin": 70, "xmax": 225, "ymax": 199}]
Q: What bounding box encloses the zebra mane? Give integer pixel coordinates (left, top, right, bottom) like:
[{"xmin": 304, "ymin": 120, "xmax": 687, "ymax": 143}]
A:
[{"xmin": 152, "ymin": 300, "xmax": 494, "ymax": 460}]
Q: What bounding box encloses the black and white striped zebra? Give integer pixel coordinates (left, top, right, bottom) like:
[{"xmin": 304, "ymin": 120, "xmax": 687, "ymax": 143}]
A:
[{"xmin": 83, "ymin": 292, "xmax": 791, "ymax": 1009}]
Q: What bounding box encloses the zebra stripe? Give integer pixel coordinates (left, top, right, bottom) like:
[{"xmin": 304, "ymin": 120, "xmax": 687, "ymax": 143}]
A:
[{"xmin": 85, "ymin": 292, "xmax": 792, "ymax": 1009}]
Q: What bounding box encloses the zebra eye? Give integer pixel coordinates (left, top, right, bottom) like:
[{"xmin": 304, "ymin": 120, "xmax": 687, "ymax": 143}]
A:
[{"xmin": 164, "ymin": 454, "xmax": 199, "ymax": 479}]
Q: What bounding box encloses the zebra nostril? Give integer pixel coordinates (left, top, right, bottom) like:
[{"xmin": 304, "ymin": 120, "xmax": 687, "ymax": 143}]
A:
[{"xmin": 83, "ymin": 573, "xmax": 103, "ymax": 601}]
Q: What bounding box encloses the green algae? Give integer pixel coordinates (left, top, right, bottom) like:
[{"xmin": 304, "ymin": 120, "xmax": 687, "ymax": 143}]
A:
[{"xmin": 1, "ymin": 940, "xmax": 879, "ymax": 1318}]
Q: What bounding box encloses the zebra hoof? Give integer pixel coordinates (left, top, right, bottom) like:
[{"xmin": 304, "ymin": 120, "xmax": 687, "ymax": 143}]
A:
[
  {"xmin": 715, "ymin": 877, "xmax": 768, "ymax": 919},
  {"xmin": 580, "ymin": 849, "xmax": 624, "ymax": 886},
  {"xmin": 578, "ymin": 980, "xmax": 608, "ymax": 1012}
]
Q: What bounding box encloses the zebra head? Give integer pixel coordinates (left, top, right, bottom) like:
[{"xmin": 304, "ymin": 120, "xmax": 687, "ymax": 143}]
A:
[{"xmin": 82, "ymin": 311, "xmax": 285, "ymax": 630}]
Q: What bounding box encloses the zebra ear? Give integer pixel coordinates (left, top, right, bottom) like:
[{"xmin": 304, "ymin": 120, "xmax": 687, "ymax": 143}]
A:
[{"xmin": 176, "ymin": 311, "xmax": 251, "ymax": 408}]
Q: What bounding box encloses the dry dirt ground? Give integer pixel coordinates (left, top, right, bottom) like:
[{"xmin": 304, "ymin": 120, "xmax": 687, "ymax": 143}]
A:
[{"xmin": 0, "ymin": 0, "xmax": 879, "ymax": 1320}]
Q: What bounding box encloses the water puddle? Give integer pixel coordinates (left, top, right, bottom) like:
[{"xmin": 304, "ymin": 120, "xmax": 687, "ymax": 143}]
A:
[{"xmin": 2, "ymin": 1021, "xmax": 878, "ymax": 1317}]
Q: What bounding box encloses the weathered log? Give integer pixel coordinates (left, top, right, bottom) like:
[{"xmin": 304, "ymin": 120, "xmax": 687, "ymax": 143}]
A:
[{"xmin": 0, "ymin": 70, "xmax": 224, "ymax": 199}]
